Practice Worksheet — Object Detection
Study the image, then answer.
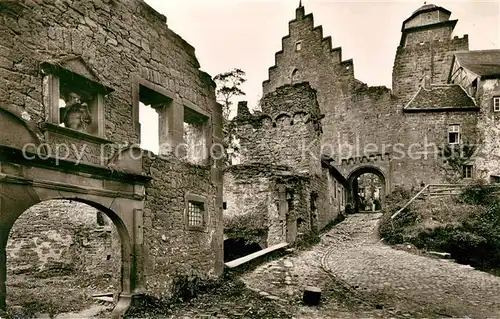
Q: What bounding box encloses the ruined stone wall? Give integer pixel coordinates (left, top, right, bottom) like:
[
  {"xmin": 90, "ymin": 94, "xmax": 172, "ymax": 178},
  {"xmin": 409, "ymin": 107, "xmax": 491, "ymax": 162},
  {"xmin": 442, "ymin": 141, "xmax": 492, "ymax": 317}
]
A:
[
  {"xmin": 235, "ymin": 83, "xmax": 322, "ymax": 174},
  {"xmin": 142, "ymin": 154, "xmax": 222, "ymax": 299},
  {"xmin": 222, "ymin": 166, "xmax": 309, "ymax": 247},
  {"xmin": 223, "ymin": 170, "xmax": 273, "ymax": 221},
  {"xmin": 6, "ymin": 200, "xmax": 120, "ymax": 284},
  {"xmin": 0, "ymin": 0, "xmax": 215, "ymax": 142},
  {"xmin": 224, "ymin": 83, "xmax": 343, "ymax": 245},
  {"xmin": 261, "ymin": 7, "xmax": 396, "ymax": 160},
  {"xmin": 392, "ymin": 36, "xmax": 469, "ymax": 106},
  {"xmin": 222, "ymin": 167, "xmax": 274, "ymax": 247},
  {"xmin": 1, "ymin": 0, "xmax": 223, "ymax": 300},
  {"xmin": 474, "ymin": 79, "xmax": 500, "ymax": 179},
  {"xmin": 223, "ymin": 165, "xmax": 335, "ymax": 246}
]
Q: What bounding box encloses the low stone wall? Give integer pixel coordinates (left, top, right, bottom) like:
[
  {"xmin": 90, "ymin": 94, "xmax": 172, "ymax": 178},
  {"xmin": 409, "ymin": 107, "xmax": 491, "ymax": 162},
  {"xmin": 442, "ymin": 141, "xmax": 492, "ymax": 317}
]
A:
[{"xmin": 6, "ymin": 200, "xmax": 120, "ymax": 283}]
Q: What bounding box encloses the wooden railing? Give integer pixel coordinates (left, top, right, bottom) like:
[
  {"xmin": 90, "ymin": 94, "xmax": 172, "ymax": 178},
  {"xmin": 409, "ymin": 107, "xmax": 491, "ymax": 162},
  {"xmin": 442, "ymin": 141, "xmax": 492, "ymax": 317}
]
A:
[
  {"xmin": 391, "ymin": 183, "xmax": 500, "ymax": 220},
  {"xmin": 390, "ymin": 184, "xmax": 430, "ymax": 220},
  {"xmin": 391, "ymin": 184, "xmax": 467, "ymax": 220}
]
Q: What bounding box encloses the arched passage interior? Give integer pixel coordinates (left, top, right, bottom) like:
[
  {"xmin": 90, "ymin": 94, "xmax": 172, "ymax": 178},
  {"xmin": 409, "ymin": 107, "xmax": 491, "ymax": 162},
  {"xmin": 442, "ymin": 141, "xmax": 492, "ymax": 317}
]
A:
[
  {"xmin": 223, "ymin": 238, "xmax": 263, "ymax": 262},
  {"xmin": 347, "ymin": 166, "xmax": 387, "ymax": 213},
  {"xmin": 1, "ymin": 198, "xmax": 132, "ymax": 317}
]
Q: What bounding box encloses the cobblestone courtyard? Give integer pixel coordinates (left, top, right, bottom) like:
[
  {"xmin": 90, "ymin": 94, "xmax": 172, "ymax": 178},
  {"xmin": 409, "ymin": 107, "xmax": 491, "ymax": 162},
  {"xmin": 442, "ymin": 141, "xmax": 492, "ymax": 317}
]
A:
[
  {"xmin": 32, "ymin": 213, "xmax": 500, "ymax": 318},
  {"xmin": 239, "ymin": 213, "xmax": 500, "ymax": 318}
]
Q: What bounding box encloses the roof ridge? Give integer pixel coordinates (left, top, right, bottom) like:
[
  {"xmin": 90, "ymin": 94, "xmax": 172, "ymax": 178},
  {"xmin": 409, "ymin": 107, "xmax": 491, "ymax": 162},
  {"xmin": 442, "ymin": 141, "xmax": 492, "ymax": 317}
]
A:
[{"xmin": 456, "ymin": 49, "xmax": 500, "ymax": 54}]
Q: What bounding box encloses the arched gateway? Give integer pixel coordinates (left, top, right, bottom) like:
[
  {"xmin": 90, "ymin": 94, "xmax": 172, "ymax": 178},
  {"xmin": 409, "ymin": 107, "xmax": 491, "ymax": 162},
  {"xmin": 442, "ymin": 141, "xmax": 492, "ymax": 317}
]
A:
[
  {"xmin": 347, "ymin": 165, "xmax": 388, "ymax": 212},
  {"xmin": 0, "ymin": 106, "xmax": 151, "ymax": 318},
  {"xmin": 339, "ymin": 153, "xmax": 392, "ymax": 212}
]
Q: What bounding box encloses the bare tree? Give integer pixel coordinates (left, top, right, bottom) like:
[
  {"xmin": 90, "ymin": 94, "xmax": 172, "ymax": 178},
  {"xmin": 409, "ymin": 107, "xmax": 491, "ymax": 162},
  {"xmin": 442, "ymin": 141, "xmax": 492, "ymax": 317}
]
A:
[{"xmin": 214, "ymin": 68, "xmax": 246, "ymax": 121}]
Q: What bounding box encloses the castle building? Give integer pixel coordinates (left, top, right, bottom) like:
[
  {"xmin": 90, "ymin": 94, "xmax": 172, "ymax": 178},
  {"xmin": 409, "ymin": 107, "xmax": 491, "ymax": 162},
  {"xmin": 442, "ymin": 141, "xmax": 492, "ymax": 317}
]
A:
[
  {"xmin": 224, "ymin": 2, "xmax": 500, "ymax": 241},
  {"xmin": 262, "ymin": 2, "xmax": 500, "ymax": 203}
]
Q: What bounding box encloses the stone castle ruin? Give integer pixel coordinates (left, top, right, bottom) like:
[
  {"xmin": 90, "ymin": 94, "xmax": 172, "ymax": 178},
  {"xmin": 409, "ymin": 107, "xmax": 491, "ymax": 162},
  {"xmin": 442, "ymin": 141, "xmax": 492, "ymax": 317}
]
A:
[
  {"xmin": 224, "ymin": 3, "xmax": 500, "ymax": 248},
  {"xmin": 259, "ymin": 2, "xmax": 500, "ymax": 202},
  {"xmin": 0, "ymin": 0, "xmax": 500, "ymax": 317},
  {"xmin": 0, "ymin": 0, "xmax": 223, "ymax": 317},
  {"xmin": 224, "ymin": 84, "xmax": 347, "ymax": 250}
]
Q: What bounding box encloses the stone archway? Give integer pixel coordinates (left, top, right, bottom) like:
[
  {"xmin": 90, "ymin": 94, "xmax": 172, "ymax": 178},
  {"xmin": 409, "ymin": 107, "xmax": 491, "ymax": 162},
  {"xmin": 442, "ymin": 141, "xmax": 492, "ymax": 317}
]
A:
[
  {"xmin": 0, "ymin": 192, "xmax": 137, "ymax": 317},
  {"xmin": 0, "ymin": 105, "xmax": 150, "ymax": 318},
  {"xmin": 3, "ymin": 198, "xmax": 130, "ymax": 316},
  {"xmin": 347, "ymin": 165, "xmax": 387, "ymax": 213}
]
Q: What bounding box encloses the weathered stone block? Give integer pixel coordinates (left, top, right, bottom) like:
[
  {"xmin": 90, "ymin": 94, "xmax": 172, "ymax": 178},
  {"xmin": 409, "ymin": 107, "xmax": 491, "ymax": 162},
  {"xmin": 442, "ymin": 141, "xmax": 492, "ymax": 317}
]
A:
[{"xmin": 303, "ymin": 286, "xmax": 321, "ymax": 306}]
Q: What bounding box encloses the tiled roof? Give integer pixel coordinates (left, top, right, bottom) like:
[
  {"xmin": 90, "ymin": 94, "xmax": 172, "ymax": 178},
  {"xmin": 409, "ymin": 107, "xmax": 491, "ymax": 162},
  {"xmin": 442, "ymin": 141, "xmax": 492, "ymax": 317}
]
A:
[
  {"xmin": 455, "ymin": 50, "xmax": 500, "ymax": 78},
  {"xmin": 405, "ymin": 84, "xmax": 477, "ymax": 112}
]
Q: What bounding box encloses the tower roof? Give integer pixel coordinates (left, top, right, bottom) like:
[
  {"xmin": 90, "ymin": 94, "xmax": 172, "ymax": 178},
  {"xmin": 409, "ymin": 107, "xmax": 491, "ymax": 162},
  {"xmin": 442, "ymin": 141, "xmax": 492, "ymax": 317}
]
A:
[
  {"xmin": 403, "ymin": 3, "xmax": 451, "ymax": 26},
  {"xmin": 412, "ymin": 4, "xmax": 442, "ymax": 15}
]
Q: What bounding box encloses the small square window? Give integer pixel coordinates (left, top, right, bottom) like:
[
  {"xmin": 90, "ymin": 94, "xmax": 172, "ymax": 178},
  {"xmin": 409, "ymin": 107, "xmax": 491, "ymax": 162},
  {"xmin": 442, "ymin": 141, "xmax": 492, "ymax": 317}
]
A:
[
  {"xmin": 295, "ymin": 41, "xmax": 302, "ymax": 51},
  {"xmin": 448, "ymin": 124, "xmax": 460, "ymax": 145},
  {"xmin": 187, "ymin": 201, "xmax": 204, "ymax": 227},
  {"xmin": 185, "ymin": 193, "xmax": 208, "ymax": 231},
  {"xmin": 222, "ymin": 202, "xmax": 227, "ymax": 210},
  {"xmin": 463, "ymin": 165, "xmax": 473, "ymax": 179},
  {"xmin": 493, "ymin": 97, "xmax": 500, "ymax": 112}
]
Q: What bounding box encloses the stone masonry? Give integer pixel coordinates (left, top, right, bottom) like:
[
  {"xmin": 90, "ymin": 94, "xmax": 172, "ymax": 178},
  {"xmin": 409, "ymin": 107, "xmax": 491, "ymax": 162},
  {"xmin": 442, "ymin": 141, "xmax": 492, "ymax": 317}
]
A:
[
  {"xmin": 224, "ymin": 83, "xmax": 347, "ymax": 248},
  {"xmin": 7, "ymin": 200, "xmax": 119, "ymax": 281},
  {"xmin": 262, "ymin": 3, "xmax": 494, "ymax": 199},
  {"xmin": 0, "ymin": 0, "xmax": 223, "ymax": 315}
]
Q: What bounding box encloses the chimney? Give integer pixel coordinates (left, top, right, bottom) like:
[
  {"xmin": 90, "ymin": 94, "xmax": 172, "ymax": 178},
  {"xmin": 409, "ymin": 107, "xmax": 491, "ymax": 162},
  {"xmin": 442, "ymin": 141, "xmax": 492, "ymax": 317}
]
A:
[
  {"xmin": 296, "ymin": 5, "xmax": 305, "ymax": 19},
  {"xmin": 237, "ymin": 101, "xmax": 251, "ymax": 117}
]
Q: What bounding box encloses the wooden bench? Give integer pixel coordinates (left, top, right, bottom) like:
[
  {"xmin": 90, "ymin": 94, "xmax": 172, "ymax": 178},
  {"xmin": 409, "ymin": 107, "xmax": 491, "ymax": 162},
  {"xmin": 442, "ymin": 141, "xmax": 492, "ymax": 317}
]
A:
[{"xmin": 224, "ymin": 242, "xmax": 289, "ymax": 269}]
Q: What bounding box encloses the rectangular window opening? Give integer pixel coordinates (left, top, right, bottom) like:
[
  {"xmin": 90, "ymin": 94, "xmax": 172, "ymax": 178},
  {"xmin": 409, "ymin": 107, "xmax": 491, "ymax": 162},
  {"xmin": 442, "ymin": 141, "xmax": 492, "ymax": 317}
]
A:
[
  {"xmin": 139, "ymin": 102, "xmax": 159, "ymax": 154},
  {"xmin": 138, "ymin": 84, "xmax": 172, "ymax": 155},
  {"xmin": 463, "ymin": 165, "xmax": 473, "ymax": 179},
  {"xmin": 448, "ymin": 124, "xmax": 460, "ymax": 145},
  {"xmin": 295, "ymin": 41, "xmax": 302, "ymax": 51},
  {"xmin": 494, "ymin": 97, "xmax": 500, "ymax": 112},
  {"xmin": 184, "ymin": 106, "xmax": 209, "ymax": 165},
  {"xmin": 187, "ymin": 201, "xmax": 205, "ymax": 228},
  {"xmin": 185, "ymin": 193, "xmax": 208, "ymax": 231}
]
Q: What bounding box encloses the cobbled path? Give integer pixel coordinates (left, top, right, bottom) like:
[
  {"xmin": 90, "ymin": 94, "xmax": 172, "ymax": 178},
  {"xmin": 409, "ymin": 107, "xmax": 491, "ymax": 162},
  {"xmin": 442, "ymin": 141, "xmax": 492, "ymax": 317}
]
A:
[{"xmin": 242, "ymin": 213, "xmax": 500, "ymax": 318}]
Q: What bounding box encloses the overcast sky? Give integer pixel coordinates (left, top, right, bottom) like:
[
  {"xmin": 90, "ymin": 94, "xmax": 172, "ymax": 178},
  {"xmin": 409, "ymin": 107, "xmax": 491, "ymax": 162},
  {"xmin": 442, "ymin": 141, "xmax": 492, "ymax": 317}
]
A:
[{"xmin": 140, "ymin": 0, "xmax": 500, "ymax": 152}]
